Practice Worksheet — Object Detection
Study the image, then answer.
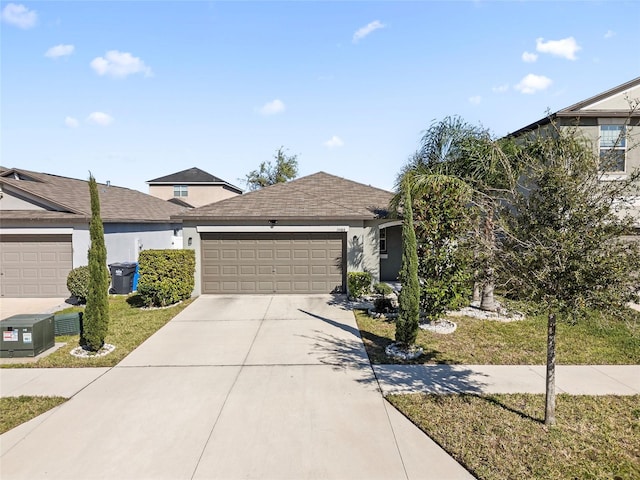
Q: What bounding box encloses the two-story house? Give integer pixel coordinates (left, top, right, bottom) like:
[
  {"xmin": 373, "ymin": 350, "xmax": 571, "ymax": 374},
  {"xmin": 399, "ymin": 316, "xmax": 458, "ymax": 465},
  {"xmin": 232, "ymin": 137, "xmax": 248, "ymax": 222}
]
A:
[
  {"xmin": 147, "ymin": 167, "xmax": 242, "ymax": 208},
  {"xmin": 510, "ymin": 76, "xmax": 640, "ymax": 230}
]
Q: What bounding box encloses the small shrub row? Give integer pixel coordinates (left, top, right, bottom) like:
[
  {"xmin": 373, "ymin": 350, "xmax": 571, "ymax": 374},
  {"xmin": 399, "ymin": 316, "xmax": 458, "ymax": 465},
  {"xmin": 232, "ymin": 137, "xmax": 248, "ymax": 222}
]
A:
[
  {"xmin": 348, "ymin": 271, "xmax": 372, "ymax": 299},
  {"xmin": 137, "ymin": 249, "xmax": 195, "ymax": 307}
]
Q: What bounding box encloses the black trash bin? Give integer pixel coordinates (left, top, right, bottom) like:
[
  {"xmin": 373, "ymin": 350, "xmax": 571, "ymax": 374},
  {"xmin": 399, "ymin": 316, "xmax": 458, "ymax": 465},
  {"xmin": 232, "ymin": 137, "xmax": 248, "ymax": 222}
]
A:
[{"xmin": 109, "ymin": 262, "xmax": 138, "ymax": 294}]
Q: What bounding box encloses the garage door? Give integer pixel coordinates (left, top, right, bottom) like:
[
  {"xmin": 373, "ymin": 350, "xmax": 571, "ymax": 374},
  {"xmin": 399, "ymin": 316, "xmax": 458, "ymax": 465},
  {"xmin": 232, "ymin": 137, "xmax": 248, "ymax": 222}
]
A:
[
  {"xmin": 201, "ymin": 232, "xmax": 345, "ymax": 294},
  {"xmin": 0, "ymin": 234, "xmax": 72, "ymax": 297}
]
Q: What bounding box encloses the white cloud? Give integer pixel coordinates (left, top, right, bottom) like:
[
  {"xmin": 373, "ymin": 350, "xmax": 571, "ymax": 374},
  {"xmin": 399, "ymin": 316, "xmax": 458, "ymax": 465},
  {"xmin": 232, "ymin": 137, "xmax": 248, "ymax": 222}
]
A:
[
  {"xmin": 324, "ymin": 135, "xmax": 344, "ymax": 148},
  {"xmin": 492, "ymin": 84, "xmax": 509, "ymax": 93},
  {"xmin": 353, "ymin": 20, "xmax": 385, "ymax": 43},
  {"xmin": 468, "ymin": 96, "xmax": 482, "ymax": 105},
  {"xmin": 604, "ymin": 30, "xmax": 616, "ymax": 39},
  {"xmin": 259, "ymin": 99, "xmax": 285, "ymax": 116},
  {"xmin": 515, "ymin": 74, "xmax": 552, "ymax": 94},
  {"xmin": 64, "ymin": 116, "xmax": 79, "ymax": 128},
  {"xmin": 86, "ymin": 112, "xmax": 114, "ymax": 126},
  {"xmin": 522, "ymin": 51, "xmax": 538, "ymax": 63},
  {"xmin": 1, "ymin": 3, "xmax": 37, "ymax": 28},
  {"xmin": 90, "ymin": 50, "xmax": 152, "ymax": 78},
  {"xmin": 535, "ymin": 37, "xmax": 581, "ymax": 60},
  {"xmin": 45, "ymin": 44, "xmax": 74, "ymax": 59}
]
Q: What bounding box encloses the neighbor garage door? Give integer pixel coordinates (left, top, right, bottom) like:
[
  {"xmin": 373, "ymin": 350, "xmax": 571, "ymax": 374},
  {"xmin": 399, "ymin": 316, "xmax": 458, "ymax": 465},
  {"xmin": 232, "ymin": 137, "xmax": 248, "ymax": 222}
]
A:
[
  {"xmin": 201, "ymin": 232, "xmax": 345, "ymax": 294},
  {"xmin": 0, "ymin": 234, "xmax": 72, "ymax": 297}
]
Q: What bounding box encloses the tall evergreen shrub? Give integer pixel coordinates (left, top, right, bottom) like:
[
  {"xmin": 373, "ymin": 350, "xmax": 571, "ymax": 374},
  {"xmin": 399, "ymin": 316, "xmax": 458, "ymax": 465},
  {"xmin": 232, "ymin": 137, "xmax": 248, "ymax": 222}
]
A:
[
  {"xmin": 81, "ymin": 174, "xmax": 110, "ymax": 351},
  {"xmin": 396, "ymin": 188, "xmax": 420, "ymax": 346}
]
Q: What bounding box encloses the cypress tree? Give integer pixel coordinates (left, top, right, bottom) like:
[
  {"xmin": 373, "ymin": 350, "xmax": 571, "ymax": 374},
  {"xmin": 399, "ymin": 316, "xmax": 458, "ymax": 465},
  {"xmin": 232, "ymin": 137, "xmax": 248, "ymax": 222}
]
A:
[
  {"xmin": 81, "ymin": 174, "xmax": 110, "ymax": 351},
  {"xmin": 396, "ymin": 187, "xmax": 420, "ymax": 346}
]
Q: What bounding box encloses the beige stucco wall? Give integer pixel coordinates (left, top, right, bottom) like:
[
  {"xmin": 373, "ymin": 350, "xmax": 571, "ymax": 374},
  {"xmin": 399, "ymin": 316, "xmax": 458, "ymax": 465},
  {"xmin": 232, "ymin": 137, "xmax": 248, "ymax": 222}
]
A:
[
  {"xmin": 148, "ymin": 184, "xmax": 240, "ymax": 207},
  {"xmin": 564, "ymin": 118, "xmax": 640, "ymax": 176},
  {"xmin": 580, "ymin": 84, "xmax": 640, "ymax": 111}
]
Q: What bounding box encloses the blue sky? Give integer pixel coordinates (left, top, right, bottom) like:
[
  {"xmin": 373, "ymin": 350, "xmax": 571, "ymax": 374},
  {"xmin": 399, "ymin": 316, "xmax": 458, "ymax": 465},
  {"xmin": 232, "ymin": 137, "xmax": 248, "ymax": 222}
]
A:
[{"xmin": 2, "ymin": 1, "xmax": 639, "ymax": 194}]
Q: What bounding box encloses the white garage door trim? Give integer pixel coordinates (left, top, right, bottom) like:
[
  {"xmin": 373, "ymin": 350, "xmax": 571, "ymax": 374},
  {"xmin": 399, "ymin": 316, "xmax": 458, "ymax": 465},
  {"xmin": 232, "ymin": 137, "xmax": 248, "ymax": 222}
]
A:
[
  {"xmin": 201, "ymin": 232, "xmax": 346, "ymax": 294},
  {"xmin": 197, "ymin": 225, "xmax": 349, "ymax": 233}
]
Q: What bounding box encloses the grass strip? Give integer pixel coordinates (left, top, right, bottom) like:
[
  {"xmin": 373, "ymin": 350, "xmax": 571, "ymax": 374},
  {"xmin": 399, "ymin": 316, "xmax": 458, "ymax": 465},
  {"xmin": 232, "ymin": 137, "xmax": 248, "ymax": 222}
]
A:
[
  {"xmin": 0, "ymin": 396, "xmax": 67, "ymax": 434},
  {"xmin": 388, "ymin": 393, "xmax": 640, "ymax": 480},
  {"xmin": 355, "ymin": 308, "xmax": 639, "ymax": 365},
  {"xmin": 1, "ymin": 294, "xmax": 194, "ymax": 368}
]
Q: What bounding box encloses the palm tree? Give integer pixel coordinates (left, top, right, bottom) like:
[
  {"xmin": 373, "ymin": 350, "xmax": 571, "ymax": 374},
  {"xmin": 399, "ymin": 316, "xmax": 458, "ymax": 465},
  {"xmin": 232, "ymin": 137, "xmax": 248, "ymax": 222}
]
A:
[{"xmin": 392, "ymin": 116, "xmax": 516, "ymax": 312}]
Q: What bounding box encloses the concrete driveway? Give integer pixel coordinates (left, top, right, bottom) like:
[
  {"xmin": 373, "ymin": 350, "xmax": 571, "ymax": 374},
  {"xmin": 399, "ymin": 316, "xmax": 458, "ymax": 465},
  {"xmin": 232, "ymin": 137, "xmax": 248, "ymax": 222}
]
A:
[
  {"xmin": 0, "ymin": 297, "xmax": 69, "ymax": 320},
  {"xmin": 0, "ymin": 294, "xmax": 471, "ymax": 480}
]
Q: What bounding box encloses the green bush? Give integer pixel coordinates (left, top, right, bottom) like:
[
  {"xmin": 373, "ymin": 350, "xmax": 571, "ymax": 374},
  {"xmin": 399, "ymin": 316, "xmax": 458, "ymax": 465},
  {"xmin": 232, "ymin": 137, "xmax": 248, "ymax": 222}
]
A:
[
  {"xmin": 66, "ymin": 266, "xmax": 90, "ymax": 303},
  {"xmin": 373, "ymin": 282, "xmax": 393, "ymax": 297},
  {"xmin": 137, "ymin": 249, "xmax": 195, "ymax": 307},
  {"xmin": 374, "ymin": 296, "xmax": 395, "ymax": 313},
  {"xmin": 347, "ymin": 271, "xmax": 372, "ymax": 299}
]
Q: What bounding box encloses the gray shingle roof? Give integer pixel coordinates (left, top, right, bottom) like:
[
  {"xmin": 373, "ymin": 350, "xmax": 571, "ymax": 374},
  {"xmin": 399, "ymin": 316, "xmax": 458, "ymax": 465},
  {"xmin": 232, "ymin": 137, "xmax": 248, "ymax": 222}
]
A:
[
  {"xmin": 147, "ymin": 167, "xmax": 242, "ymax": 193},
  {"xmin": 178, "ymin": 172, "xmax": 393, "ymax": 221},
  {"xmin": 0, "ymin": 168, "xmax": 186, "ymax": 223}
]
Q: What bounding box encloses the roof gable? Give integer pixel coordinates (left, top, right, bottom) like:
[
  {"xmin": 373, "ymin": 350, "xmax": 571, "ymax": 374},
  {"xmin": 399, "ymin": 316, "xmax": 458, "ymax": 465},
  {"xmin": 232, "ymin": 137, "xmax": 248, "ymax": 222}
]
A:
[
  {"xmin": 179, "ymin": 172, "xmax": 393, "ymax": 221},
  {"xmin": 0, "ymin": 168, "xmax": 44, "ymax": 183},
  {"xmin": 510, "ymin": 77, "xmax": 640, "ymax": 136},
  {"xmin": 147, "ymin": 167, "xmax": 242, "ymax": 192},
  {"xmin": 0, "ymin": 168, "xmax": 186, "ymax": 223},
  {"xmin": 558, "ymin": 77, "xmax": 640, "ymax": 115}
]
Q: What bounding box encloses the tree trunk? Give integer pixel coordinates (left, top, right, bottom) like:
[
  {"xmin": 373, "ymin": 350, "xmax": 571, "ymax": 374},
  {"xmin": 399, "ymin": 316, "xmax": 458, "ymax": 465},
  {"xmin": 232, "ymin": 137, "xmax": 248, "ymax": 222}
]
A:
[
  {"xmin": 473, "ymin": 279, "xmax": 481, "ymax": 304},
  {"xmin": 479, "ymin": 206, "xmax": 497, "ymax": 312},
  {"xmin": 472, "ymin": 247, "xmax": 481, "ymax": 304},
  {"xmin": 545, "ymin": 311, "xmax": 557, "ymax": 426},
  {"xmin": 480, "ymin": 267, "xmax": 497, "ymax": 312}
]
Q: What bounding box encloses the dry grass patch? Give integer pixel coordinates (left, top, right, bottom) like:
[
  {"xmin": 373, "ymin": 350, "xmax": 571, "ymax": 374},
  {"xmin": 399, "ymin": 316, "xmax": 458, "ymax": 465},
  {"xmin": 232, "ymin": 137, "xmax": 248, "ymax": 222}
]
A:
[
  {"xmin": 0, "ymin": 396, "xmax": 67, "ymax": 434},
  {"xmin": 355, "ymin": 308, "xmax": 639, "ymax": 365},
  {"xmin": 388, "ymin": 393, "xmax": 640, "ymax": 480}
]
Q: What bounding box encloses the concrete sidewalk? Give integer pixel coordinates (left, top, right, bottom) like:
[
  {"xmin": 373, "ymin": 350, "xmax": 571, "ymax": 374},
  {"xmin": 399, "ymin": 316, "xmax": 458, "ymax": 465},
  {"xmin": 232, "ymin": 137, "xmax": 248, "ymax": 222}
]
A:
[
  {"xmin": 0, "ymin": 295, "xmax": 473, "ymax": 480},
  {"xmin": 3, "ymin": 364, "xmax": 638, "ymax": 398},
  {"xmin": 0, "ymin": 368, "xmax": 110, "ymax": 397},
  {"xmin": 373, "ymin": 364, "xmax": 640, "ymax": 396}
]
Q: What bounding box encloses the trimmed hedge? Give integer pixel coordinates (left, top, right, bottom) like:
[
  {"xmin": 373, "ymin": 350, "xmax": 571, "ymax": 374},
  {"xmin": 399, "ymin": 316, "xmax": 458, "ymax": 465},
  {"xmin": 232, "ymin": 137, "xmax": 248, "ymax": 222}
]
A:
[
  {"xmin": 347, "ymin": 271, "xmax": 372, "ymax": 299},
  {"xmin": 137, "ymin": 249, "xmax": 195, "ymax": 307},
  {"xmin": 373, "ymin": 282, "xmax": 393, "ymax": 297},
  {"xmin": 66, "ymin": 265, "xmax": 90, "ymax": 303}
]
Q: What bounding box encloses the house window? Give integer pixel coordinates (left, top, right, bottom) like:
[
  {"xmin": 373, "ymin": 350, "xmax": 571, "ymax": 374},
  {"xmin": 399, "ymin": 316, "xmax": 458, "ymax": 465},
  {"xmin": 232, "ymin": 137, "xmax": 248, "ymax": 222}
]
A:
[
  {"xmin": 173, "ymin": 185, "xmax": 188, "ymax": 197},
  {"xmin": 379, "ymin": 228, "xmax": 387, "ymax": 253},
  {"xmin": 599, "ymin": 125, "xmax": 626, "ymax": 172}
]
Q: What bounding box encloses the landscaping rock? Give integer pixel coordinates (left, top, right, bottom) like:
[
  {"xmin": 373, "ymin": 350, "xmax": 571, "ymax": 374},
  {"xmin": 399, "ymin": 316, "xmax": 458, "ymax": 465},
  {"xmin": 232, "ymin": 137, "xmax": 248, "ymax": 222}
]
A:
[{"xmin": 385, "ymin": 342, "xmax": 423, "ymax": 361}]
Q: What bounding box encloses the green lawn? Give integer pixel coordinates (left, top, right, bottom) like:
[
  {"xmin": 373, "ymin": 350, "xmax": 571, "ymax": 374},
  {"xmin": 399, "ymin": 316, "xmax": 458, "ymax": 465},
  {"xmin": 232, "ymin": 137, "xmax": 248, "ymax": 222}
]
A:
[
  {"xmin": 361, "ymin": 304, "xmax": 639, "ymax": 479},
  {"xmin": 0, "ymin": 396, "xmax": 67, "ymax": 434},
  {"xmin": 355, "ymin": 307, "xmax": 640, "ymax": 364},
  {"xmin": 1, "ymin": 294, "xmax": 194, "ymax": 368},
  {"xmin": 388, "ymin": 393, "xmax": 640, "ymax": 480}
]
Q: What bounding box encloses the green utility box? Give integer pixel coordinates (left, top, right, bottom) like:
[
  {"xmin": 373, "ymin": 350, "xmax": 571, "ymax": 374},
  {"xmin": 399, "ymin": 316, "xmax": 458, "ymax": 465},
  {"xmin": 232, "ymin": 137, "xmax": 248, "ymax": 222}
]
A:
[
  {"xmin": 1, "ymin": 314, "xmax": 55, "ymax": 358},
  {"xmin": 54, "ymin": 312, "xmax": 83, "ymax": 336}
]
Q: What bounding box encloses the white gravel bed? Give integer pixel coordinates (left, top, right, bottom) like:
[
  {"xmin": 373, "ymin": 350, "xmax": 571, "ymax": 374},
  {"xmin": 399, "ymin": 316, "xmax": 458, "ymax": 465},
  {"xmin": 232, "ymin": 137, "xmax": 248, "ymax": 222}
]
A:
[{"xmin": 70, "ymin": 343, "xmax": 116, "ymax": 358}]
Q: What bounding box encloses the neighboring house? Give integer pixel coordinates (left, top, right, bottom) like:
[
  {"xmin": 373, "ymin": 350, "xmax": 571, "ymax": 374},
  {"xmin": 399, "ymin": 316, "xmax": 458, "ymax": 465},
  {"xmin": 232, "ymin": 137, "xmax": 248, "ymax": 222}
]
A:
[
  {"xmin": 0, "ymin": 168, "xmax": 186, "ymax": 297},
  {"xmin": 147, "ymin": 167, "xmax": 243, "ymax": 208},
  {"xmin": 510, "ymin": 76, "xmax": 640, "ymax": 229},
  {"xmin": 177, "ymin": 172, "xmax": 400, "ymax": 295}
]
